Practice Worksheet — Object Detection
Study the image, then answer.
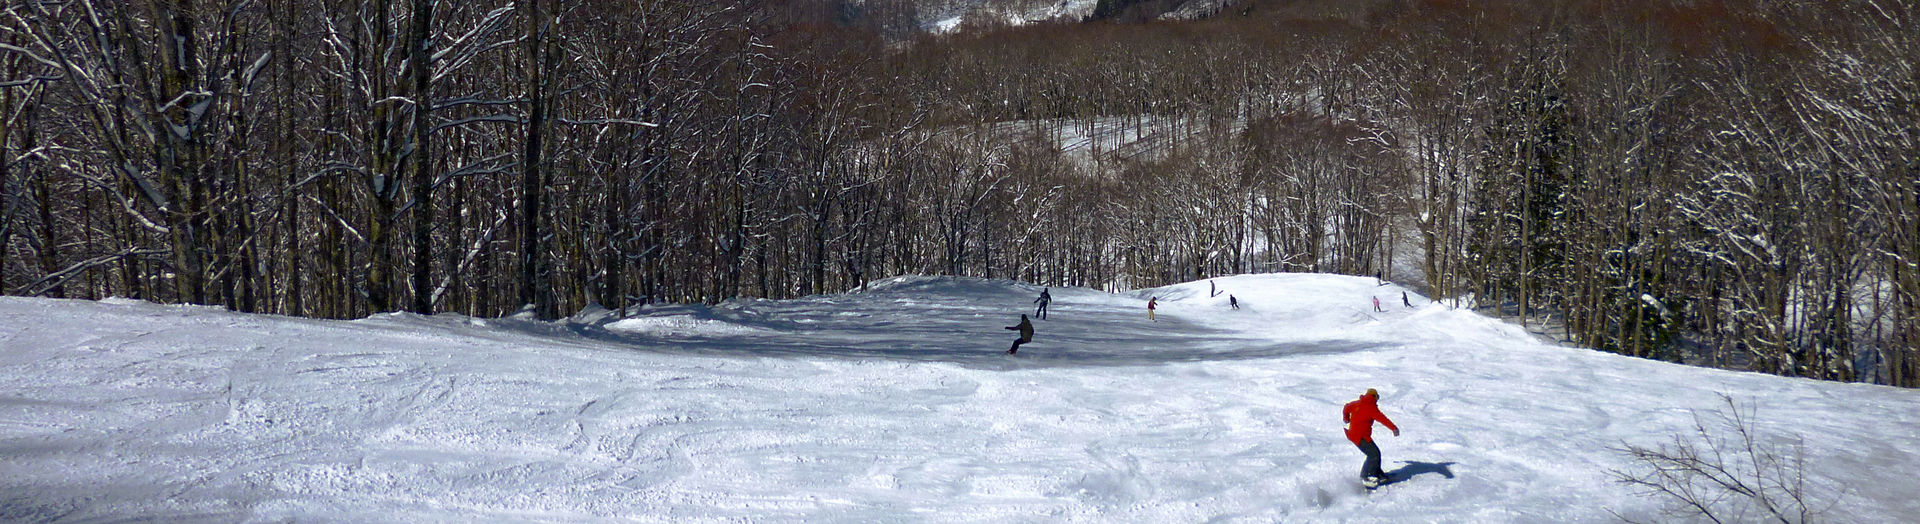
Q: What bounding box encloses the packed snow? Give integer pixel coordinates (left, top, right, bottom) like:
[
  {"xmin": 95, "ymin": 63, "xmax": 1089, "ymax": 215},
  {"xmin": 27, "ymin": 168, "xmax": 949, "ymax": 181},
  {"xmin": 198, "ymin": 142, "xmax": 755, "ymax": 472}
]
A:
[
  {"xmin": 923, "ymin": 0, "xmax": 1100, "ymax": 34},
  {"xmin": 2, "ymin": 274, "xmax": 1916, "ymax": 522}
]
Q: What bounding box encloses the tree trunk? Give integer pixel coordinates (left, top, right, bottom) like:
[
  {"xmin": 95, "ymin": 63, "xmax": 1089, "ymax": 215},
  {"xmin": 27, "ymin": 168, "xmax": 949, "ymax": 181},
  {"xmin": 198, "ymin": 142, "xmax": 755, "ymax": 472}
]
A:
[
  {"xmin": 153, "ymin": 0, "xmax": 207, "ymax": 305},
  {"xmin": 33, "ymin": 164, "xmax": 62, "ymax": 298},
  {"xmin": 519, "ymin": 0, "xmax": 555, "ymax": 319},
  {"xmin": 408, "ymin": 0, "xmax": 435, "ymax": 314},
  {"xmin": 364, "ymin": 0, "xmax": 398, "ymax": 313}
]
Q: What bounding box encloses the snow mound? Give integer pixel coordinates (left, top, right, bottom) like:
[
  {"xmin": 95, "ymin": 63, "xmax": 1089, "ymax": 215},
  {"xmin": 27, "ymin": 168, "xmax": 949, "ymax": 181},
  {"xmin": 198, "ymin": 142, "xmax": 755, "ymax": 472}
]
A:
[
  {"xmin": 858, "ymin": 274, "xmax": 1033, "ymax": 296},
  {"xmin": 606, "ymin": 314, "xmax": 775, "ymax": 337}
]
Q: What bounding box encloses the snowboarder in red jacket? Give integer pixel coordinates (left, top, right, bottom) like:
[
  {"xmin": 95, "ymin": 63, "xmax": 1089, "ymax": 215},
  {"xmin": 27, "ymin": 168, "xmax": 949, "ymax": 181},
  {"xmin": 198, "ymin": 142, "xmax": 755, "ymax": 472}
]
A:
[{"xmin": 1343, "ymin": 388, "xmax": 1400, "ymax": 487}]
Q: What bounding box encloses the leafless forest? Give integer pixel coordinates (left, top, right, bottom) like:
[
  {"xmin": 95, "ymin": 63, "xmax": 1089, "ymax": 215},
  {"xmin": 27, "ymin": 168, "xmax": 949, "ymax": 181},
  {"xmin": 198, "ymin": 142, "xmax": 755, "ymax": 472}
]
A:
[{"xmin": 1, "ymin": 0, "xmax": 1914, "ymax": 386}]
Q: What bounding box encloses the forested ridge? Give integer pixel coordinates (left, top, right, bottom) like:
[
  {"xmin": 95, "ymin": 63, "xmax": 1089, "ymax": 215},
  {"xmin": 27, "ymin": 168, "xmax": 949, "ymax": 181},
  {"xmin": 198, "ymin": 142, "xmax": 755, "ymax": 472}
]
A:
[{"xmin": 2, "ymin": 0, "xmax": 1914, "ymax": 387}]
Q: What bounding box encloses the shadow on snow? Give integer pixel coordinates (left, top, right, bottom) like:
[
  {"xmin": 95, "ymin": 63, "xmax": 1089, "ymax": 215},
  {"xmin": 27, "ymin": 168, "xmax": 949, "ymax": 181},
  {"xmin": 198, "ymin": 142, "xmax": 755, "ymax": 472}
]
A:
[
  {"xmin": 1389, "ymin": 461, "xmax": 1457, "ymax": 483},
  {"xmin": 471, "ymin": 277, "xmax": 1395, "ymax": 370}
]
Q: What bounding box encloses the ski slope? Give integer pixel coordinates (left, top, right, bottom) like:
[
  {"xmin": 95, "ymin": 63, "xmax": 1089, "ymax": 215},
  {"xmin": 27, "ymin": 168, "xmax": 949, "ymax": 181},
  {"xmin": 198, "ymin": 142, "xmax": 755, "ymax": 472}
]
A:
[
  {"xmin": 925, "ymin": 0, "xmax": 1100, "ymax": 33},
  {"xmin": 2, "ymin": 274, "xmax": 1915, "ymax": 522}
]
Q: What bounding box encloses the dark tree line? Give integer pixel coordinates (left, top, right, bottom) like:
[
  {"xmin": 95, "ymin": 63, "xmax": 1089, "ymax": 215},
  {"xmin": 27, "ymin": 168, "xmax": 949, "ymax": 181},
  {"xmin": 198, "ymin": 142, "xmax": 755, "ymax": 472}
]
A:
[
  {"xmin": 0, "ymin": 0, "xmax": 895, "ymax": 319},
  {"xmin": 3, "ymin": 0, "xmax": 1916, "ymax": 387}
]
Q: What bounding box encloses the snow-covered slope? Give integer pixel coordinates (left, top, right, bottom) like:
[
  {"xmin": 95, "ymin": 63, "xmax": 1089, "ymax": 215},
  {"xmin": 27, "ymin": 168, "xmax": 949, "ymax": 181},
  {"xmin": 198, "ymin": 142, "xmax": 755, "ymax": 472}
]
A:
[
  {"xmin": 923, "ymin": 0, "xmax": 1099, "ymax": 33},
  {"xmin": 2, "ymin": 274, "xmax": 1915, "ymax": 522},
  {"xmin": 982, "ymin": 115, "xmax": 1247, "ymax": 166},
  {"xmin": 917, "ymin": 0, "xmax": 1231, "ymax": 30}
]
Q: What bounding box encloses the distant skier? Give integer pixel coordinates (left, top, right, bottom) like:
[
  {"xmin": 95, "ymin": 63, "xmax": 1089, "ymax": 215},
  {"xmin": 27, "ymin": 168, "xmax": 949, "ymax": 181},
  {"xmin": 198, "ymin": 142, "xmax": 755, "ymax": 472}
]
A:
[
  {"xmin": 1034, "ymin": 288, "xmax": 1051, "ymax": 320},
  {"xmin": 1229, "ymin": 295, "xmax": 1239, "ymax": 310},
  {"xmin": 1005, "ymin": 314, "xmax": 1034, "ymax": 354},
  {"xmin": 1372, "ymin": 296, "xmax": 1384, "ymax": 312},
  {"xmin": 1343, "ymin": 388, "xmax": 1401, "ymax": 488},
  {"xmin": 1210, "ymin": 280, "xmax": 1222, "ymax": 297},
  {"xmin": 1401, "ymin": 291, "xmax": 1412, "ymax": 308},
  {"xmin": 1147, "ymin": 297, "xmax": 1158, "ymax": 322}
]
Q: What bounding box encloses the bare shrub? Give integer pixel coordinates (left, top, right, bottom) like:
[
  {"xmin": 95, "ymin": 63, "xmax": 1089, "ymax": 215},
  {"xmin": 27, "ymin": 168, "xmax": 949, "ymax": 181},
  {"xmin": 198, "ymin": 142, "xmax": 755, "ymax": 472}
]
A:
[{"xmin": 1610, "ymin": 394, "xmax": 1842, "ymax": 523}]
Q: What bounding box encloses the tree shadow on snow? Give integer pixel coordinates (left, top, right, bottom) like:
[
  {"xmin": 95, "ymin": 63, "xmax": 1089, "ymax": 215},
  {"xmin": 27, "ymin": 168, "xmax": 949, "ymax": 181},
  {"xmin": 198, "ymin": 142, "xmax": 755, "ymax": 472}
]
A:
[
  {"xmin": 1388, "ymin": 461, "xmax": 1457, "ymax": 483},
  {"xmin": 533, "ymin": 316, "xmax": 1383, "ymax": 371},
  {"xmin": 488, "ymin": 311, "xmax": 1387, "ymax": 371},
  {"xmin": 471, "ymin": 278, "xmax": 1401, "ymax": 370}
]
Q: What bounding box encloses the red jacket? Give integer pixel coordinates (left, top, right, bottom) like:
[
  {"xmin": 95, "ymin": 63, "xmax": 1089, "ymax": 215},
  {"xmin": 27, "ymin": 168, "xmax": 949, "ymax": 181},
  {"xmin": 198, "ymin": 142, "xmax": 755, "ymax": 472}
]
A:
[{"xmin": 1342, "ymin": 395, "xmax": 1398, "ymax": 445}]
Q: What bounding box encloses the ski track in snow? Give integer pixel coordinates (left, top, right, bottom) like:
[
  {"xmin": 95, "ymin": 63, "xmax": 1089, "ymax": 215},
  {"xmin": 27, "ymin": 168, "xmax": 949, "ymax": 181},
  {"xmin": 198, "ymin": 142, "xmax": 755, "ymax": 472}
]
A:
[{"xmin": 2, "ymin": 274, "xmax": 1917, "ymax": 522}]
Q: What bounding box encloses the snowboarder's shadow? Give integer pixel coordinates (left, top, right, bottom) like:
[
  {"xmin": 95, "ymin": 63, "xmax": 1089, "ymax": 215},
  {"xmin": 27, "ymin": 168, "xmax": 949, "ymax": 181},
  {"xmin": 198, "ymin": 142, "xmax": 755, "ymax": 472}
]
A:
[{"xmin": 1387, "ymin": 460, "xmax": 1456, "ymax": 483}]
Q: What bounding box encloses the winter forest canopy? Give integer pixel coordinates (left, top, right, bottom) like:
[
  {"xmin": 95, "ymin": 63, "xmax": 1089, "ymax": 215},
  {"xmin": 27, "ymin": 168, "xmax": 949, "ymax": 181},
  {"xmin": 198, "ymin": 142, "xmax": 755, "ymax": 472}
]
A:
[{"xmin": 0, "ymin": 0, "xmax": 1915, "ymax": 387}]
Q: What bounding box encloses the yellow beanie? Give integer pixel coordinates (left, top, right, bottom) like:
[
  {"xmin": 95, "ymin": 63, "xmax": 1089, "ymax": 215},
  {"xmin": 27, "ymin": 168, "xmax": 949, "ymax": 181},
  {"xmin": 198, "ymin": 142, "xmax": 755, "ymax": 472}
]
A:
[{"xmin": 1365, "ymin": 388, "xmax": 1379, "ymax": 398}]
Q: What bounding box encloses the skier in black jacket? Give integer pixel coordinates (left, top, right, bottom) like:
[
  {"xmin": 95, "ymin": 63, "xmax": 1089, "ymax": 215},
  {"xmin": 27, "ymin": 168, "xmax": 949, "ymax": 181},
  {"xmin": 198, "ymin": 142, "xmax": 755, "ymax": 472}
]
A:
[{"xmin": 1006, "ymin": 315, "xmax": 1034, "ymax": 354}]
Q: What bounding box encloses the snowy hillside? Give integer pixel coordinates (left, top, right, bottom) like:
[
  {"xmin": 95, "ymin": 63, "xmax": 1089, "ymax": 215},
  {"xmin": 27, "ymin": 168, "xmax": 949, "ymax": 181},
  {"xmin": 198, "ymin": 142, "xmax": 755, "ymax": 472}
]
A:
[
  {"xmin": 3, "ymin": 274, "xmax": 1916, "ymax": 522},
  {"xmin": 922, "ymin": 0, "xmax": 1100, "ymax": 33},
  {"xmin": 917, "ymin": 0, "xmax": 1237, "ymax": 31},
  {"xmin": 984, "ymin": 115, "xmax": 1246, "ymax": 165}
]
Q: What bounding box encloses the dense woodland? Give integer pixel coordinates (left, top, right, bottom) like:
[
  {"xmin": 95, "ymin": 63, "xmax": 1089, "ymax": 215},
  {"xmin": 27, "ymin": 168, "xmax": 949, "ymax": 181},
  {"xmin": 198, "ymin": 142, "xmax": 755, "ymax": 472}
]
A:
[{"xmin": 1, "ymin": 0, "xmax": 1914, "ymax": 387}]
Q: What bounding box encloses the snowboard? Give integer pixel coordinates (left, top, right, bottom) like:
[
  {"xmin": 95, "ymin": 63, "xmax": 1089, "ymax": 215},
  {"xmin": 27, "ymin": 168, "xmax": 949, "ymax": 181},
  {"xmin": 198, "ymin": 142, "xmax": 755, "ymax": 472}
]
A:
[{"xmin": 1362, "ymin": 474, "xmax": 1403, "ymax": 491}]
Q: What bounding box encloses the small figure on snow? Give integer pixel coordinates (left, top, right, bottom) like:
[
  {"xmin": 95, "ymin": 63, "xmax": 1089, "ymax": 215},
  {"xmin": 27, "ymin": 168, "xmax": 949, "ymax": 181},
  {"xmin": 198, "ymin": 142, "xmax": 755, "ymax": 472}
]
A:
[
  {"xmin": 1147, "ymin": 297, "xmax": 1158, "ymax": 322},
  {"xmin": 1343, "ymin": 388, "xmax": 1401, "ymax": 488},
  {"xmin": 1210, "ymin": 280, "xmax": 1222, "ymax": 298},
  {"xmin": 1229, "ymin": 294, "xmax": 1239, "ymax": 310},
  {"xmin": 1401, "ymin": 291, "xmax": 1412, "ymax": 308},
  {"xmin": 1034, "ymin": 288, "xmax": 1052, "ymax": 320},
  {"xmin": 1372, "ymin": 296, "xmax": 1384, "ymax": 313},
  {"xmin": 1005, "ymin": 314, "xmax": 1034, "ymax": 354}
]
